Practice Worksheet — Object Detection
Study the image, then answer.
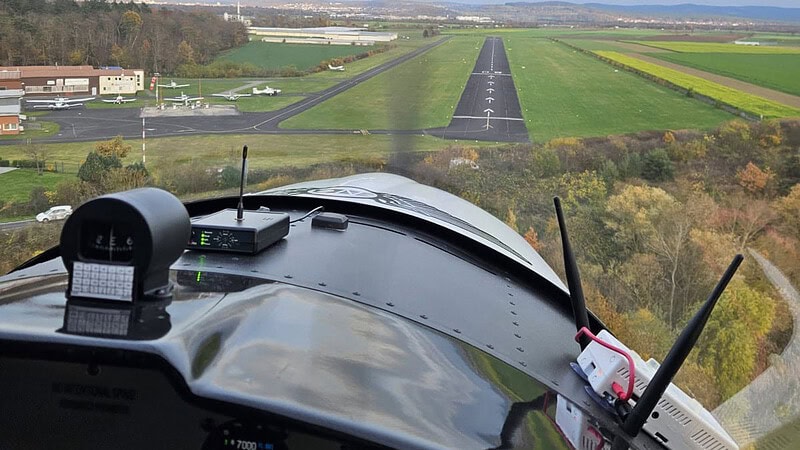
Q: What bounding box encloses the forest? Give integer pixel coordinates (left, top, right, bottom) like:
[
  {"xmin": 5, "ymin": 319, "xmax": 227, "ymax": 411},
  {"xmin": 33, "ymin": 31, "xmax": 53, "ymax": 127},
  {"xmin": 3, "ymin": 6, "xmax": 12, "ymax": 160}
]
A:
[{"xmin": 0, "ymin": 0, "xmax": 248, "ymax": 74}]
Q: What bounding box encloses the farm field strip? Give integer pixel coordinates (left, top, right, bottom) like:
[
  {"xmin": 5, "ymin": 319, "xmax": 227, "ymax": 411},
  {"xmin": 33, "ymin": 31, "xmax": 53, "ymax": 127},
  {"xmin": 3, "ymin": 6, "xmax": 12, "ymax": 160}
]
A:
[
  {"xmin": 504, "ymin": 38, "xmax": 731, "ymax": 142},
  {"xmin": 628, "ymin": 41, "xmax": 800, "ymax": 54},
  {"xmin": 651, "ymin": 53, "xmax": 800, "ymax": 98},
  {"xmin": 595, "ymin": 51, "xmax": 800, "ymax": 118}
]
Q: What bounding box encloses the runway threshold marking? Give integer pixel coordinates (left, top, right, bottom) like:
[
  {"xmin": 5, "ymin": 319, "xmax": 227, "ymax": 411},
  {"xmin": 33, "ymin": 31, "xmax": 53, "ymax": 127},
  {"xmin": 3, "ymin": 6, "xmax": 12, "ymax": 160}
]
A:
[{"xmin": 452, "ymin": 115, "xmax": 524, "ymax": 121}]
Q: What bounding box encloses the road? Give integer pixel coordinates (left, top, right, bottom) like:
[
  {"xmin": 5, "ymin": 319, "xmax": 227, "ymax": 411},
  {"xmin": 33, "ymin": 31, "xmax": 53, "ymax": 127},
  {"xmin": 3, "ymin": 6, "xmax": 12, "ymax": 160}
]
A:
[
  {"xmin": 427, "ymin": 37, "xmax": 529, "ymax": 143},
  {"xmin": 713, "ymin": 249, "xmax": 800, "ymax": 448},
  {"xmin": 0, "ymin": 219, "xmax": 35, "ymax": 231},
  {"xmin": 0, "ymin": 37, "xmax": 451, "ymax": 145}
]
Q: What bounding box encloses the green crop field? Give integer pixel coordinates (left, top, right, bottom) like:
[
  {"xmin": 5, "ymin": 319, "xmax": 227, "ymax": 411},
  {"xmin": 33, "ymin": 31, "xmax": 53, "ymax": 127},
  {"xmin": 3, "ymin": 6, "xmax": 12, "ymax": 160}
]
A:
[
  {"xmin": 281, "ymin": 36, "xmax": 482, "ymax": 130},
  {"xmin": 596, "ymin": 51, "xmax": 800, "ymax": 118},
  {"xmin": 217, "ymin": 42, "xmax": 389, "ymax": 71},
  {"xmin": 0, "ymin": 169, "xmax": 74, "ymax": 204},
  {"xmin": 560, "ymin": 39, "xmax": 636, "ymax": 52},
  {"xmin": 652, "ymin": 53, "xmax": 800, "ymax": 97},
  {"xmin": 629, "ymin": 41, "xmax": 800, "ymax": 54},
  {"xmin": 505, "ymin": 39, "xmax": 732, "ymax": 141}
]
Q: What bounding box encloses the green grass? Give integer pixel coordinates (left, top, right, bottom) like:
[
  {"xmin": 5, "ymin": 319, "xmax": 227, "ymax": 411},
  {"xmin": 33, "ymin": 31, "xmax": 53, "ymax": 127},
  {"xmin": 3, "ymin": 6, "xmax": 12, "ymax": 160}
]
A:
[
  {"xmin": 629, "ymin": 41, "xmax": 800, "ymax": 54},
  {"xmin": 506, "ymin": 39, "xmax": 732, "ymax": 141},
  {"xmin": 0, "ymin": 134, "xmax": 457, "ymax": 173},
  {"xmin": 217, "ymin": 41, "xmax": 387, "ymax": 71},
  {"xmin": 230, "ymin": 95, "xmax": 305, "ymax": 112},
  {"xmin": 561, "ymin": 38, "xmax": 637, "ymax": 52},
  {"xmin": 0, "ymin": 169, "xmax": 74, "ymax": 204},
  {"xmin": 0, "ymin": 132, "xmax": 463, "ymax": 215},
  {"xmin": 652, "ymin": 53, "xmax": 800, "ymax": 97},
  {"xmin": 281, "ymin": 36, "xmax": 482, "ymax": 130},
  {"xmin": 596, "ymin": 51, "xmax": 800, "ymax": 118}
]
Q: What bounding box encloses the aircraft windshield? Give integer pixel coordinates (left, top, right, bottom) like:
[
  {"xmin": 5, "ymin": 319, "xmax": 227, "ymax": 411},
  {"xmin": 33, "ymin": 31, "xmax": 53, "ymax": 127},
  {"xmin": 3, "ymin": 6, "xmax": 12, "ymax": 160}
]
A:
[{"xmin": 1, "ymin": 0, "xmax": 799, "ymax": 447}]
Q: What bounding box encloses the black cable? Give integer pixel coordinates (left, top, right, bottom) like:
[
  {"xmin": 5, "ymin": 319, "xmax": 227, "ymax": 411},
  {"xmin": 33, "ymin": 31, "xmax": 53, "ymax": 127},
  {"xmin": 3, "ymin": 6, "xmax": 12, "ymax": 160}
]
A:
[{"xmin": 290, "ymin": 206, "xmax": 324, "ymax": 224}]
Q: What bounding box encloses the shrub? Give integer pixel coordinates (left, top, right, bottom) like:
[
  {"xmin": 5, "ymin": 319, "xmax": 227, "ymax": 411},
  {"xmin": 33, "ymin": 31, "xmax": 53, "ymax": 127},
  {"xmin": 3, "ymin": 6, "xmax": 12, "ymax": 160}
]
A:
[{"xmin": 642, "ymin": 149, "xmax": 674, "ymax": 182}]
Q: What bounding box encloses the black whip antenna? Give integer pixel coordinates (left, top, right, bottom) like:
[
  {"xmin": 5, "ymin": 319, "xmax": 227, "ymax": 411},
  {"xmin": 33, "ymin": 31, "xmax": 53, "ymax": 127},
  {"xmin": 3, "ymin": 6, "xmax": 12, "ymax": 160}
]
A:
[
  {"xmin": 622, "ymin": 254, "xmax": 744, "ymax": 437},
  {"xmin": 554, "ymin": 197, "xmax": 591, "ymax": 350},
  {"xmin": 236, "ymin": 145, "xmax": 247, "ymax": 222}
]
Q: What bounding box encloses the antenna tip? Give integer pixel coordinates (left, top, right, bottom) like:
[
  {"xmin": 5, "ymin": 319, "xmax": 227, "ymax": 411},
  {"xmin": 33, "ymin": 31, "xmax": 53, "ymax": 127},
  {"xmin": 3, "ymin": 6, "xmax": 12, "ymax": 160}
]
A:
[{"xmin": 242, "ymin": 145, "xmax": 248, "ymax": 159}]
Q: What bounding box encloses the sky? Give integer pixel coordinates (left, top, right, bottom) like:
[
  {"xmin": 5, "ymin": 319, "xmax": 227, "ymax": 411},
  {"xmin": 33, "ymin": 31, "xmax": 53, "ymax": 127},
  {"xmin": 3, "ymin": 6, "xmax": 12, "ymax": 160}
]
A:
[
  {"xmin": 455, "ymin": 1, "xmax": 800, "ymax": 6},
  {"xmin": 578, "ymin": 0, "xmax": 799, "ymax": 6}
]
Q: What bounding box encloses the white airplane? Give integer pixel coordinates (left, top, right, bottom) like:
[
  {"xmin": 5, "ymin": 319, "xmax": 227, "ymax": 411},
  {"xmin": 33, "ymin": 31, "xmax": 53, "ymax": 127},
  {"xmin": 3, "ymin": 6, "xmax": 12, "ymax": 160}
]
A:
[
  {"xmin": 328, "ymin": 64, "xmax": 345, "ymax": 71},
  {"xmin": 252, "ymin": 86, "xmax": 281, "ymax": 96},
  {"xmin": 157, "ymin": 80, "xmax": 190, "ymax": 89},
  {"xmin": 25, "ymin": 96, "xmax": 95, "ymax": 110},
  {"xmin": 212, "ymin": 91, "xmax": 252, "ymax": 101},
  {"xmin": 163, "ymin": 92, "xmax": 203, "ymax": 106},
  {"xmin": 101, "ymin": 95, "xmax": 136, "ymax": 104}
]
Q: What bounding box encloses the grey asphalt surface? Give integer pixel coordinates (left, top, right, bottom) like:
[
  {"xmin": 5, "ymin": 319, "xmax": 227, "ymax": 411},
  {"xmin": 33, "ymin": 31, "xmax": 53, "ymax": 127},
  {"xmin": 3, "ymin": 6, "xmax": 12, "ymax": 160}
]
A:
[
  {"xmin": 427, "ymin": 37, "xmax": 529, "ymax": 143},
  {"xmin": 0, "ymin": 219, "xmax": 35, "ymax": 231},
  {"xmin": 0, "ymin": 37, "xmax": 450, "ymax": 145}
]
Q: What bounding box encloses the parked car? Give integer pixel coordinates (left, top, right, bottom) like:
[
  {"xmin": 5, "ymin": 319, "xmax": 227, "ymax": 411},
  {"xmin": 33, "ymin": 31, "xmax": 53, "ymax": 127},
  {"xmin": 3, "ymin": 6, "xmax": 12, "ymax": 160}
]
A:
[{"xmin": 36, "ymin": 205, "xmax": 72, "ymax": 223}]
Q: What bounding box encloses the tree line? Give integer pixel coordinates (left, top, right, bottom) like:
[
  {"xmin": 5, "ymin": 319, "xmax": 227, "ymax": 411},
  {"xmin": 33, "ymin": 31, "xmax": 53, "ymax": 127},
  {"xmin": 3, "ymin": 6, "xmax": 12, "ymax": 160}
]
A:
[
  {"xmin": 0, "ymin": 0, "xmax": 248, "ymax": 74},
  {"xmin": 409, "ymin": 118, "xmax": 799, "ymax": 408}
]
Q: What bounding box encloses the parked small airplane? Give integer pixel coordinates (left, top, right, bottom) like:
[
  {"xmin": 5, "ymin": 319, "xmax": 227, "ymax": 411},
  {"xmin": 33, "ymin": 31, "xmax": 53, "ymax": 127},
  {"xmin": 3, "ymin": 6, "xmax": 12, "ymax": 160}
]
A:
[
  {"xmin": 328, "ymin": 64, "xmax": 345, "ymax": 71},
  {"xmin": 157, "ymin": 80, "xmax": 190, "ymax": 89},
  {"xmin": 163, "ymin": 92, "xmax": 203, "ymax": 106},
  {"xmin": 252, "ymin": 86, "xmax": 281, "ymax": 96},
  {"xmin": 25, "ymin": 96, "xmax": 95, "ymax": 110},
  {"xmin": 212, "ymin": 91, "xmax": 251, "ymax": 101},
  {"xmin": 100, "ymin": 95, "xmax": 136, "ymax": 104}
]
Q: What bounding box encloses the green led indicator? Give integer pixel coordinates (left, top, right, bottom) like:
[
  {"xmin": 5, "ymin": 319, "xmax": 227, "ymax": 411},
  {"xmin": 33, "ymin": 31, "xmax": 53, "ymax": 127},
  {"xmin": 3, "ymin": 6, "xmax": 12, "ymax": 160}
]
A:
[{"xmin": 196, "ymin": 271, "xmax": 202, "ymax": 282}]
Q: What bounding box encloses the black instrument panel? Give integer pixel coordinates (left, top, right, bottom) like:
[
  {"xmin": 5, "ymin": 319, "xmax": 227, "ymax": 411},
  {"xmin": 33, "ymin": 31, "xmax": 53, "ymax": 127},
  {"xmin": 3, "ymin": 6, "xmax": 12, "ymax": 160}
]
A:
[{"xmin": 0, "ymin": 352, "xmax": 383, "ymax": 450}]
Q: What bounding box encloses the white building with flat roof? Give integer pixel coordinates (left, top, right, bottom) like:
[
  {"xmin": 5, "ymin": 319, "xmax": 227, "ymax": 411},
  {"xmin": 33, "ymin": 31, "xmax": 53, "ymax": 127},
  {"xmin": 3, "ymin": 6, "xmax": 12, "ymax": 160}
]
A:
[{"xmin": 248, "ymin": 27, "xmax": 397, "ymax": 45}]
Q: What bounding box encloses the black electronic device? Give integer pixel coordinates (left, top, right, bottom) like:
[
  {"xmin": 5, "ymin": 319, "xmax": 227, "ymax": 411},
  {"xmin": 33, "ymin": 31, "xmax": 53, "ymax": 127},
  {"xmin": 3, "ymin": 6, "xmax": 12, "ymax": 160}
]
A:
[
  {"xmin": 188, "ymin": 208, "xmax": 289, "ymax": 254},
  {"xmin": 187, "ymin": 146, "xmax": 289, "ymax": 254},
  {"xmin": 60, "ymin": 188, "xmax": 190, "ymax": 302},
  {"xmin": 312, "ymin": 212, "xmax": 349, "ymax": 230}
]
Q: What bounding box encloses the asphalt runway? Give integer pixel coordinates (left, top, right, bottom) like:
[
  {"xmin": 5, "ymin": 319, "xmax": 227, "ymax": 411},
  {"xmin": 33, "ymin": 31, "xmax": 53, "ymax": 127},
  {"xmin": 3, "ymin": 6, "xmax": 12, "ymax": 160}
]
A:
[
  {"xmin": 428, "ymin": 37, "xmax": 529, "ymax": 143},
  {"xmin": 1, "ymin": 38, "xmax": 450, "ymax": 145}
]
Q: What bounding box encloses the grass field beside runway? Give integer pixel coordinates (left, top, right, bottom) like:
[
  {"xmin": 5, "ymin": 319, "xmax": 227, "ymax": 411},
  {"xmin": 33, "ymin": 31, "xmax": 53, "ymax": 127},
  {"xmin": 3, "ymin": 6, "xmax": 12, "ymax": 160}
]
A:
[
  {"xmin": 217, "ymin": 42, "xmax": 375, "ymax": 71},
  {"xmin": 280, "ymin": 36, "xmax": 482, "ymax": 130},
  {"xmin": 560, "ymin": 39, "xmax": 640, "ymax": 52},
  {"xmin": 220, "ymin": 29, "xmax": 430, "ymax": 72},
  {"xmin": 505, "ymin": 39, "xmax": 732, "ymax": 141},
  {"xmin": 651, "ymin": 53, "xmax": 800, "ymax": 97}
]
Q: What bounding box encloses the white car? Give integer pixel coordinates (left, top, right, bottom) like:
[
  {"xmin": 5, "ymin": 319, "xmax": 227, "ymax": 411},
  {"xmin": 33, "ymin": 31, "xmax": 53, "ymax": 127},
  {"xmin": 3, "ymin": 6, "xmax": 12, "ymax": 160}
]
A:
[{"xmin": 36, "ymin": 205, "xmax": 73, "ymax": 223}]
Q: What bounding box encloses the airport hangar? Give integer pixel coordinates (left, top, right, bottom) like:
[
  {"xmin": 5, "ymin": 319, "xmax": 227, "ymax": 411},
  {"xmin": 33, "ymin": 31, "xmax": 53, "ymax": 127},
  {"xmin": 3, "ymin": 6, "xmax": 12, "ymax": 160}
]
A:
[{"xmin": 0, "ymin": 66, "xmax": 145, "ymax": 98}]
